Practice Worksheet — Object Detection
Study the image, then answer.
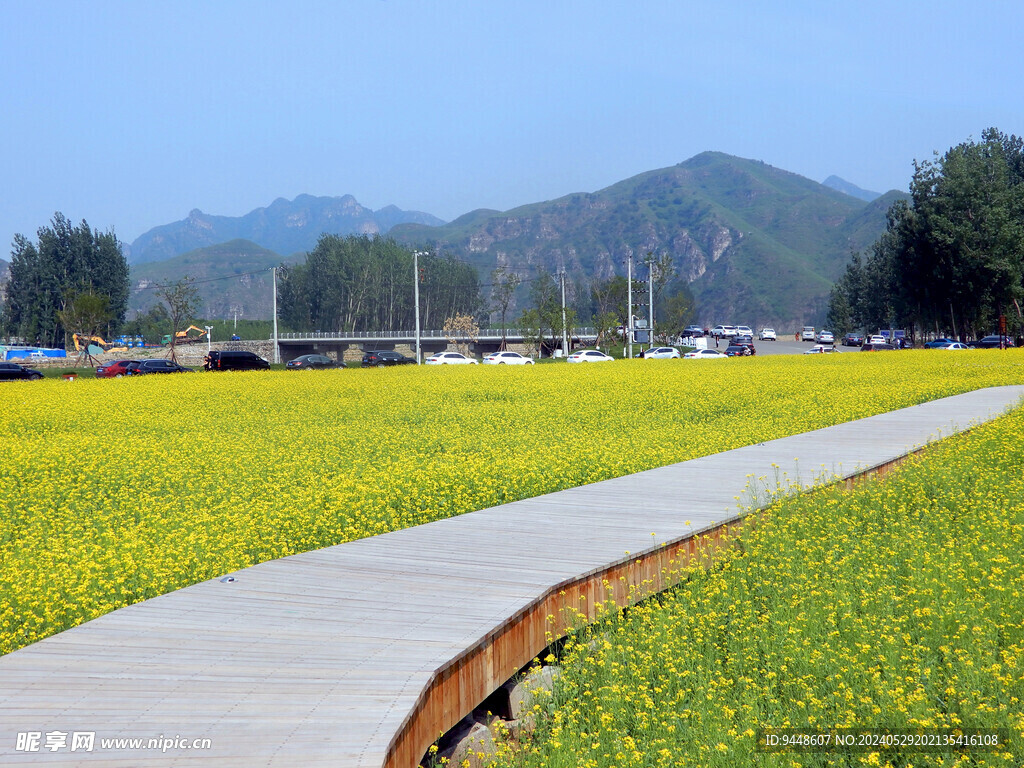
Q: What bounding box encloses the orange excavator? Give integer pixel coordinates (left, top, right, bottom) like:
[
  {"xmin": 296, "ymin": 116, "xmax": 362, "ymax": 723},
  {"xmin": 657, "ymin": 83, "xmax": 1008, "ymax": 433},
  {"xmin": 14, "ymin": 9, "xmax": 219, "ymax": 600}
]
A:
[{"xmin": 161, "ymin": 326, "xmax": 209, "ymax": 345}]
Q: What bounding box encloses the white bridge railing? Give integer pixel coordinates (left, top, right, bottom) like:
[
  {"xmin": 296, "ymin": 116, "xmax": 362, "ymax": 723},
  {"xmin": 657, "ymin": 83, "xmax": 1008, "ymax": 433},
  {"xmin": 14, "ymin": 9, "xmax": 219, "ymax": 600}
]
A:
[{"xmin": 278, "ymin": 328, "xmax": 598, "ymax": 340}]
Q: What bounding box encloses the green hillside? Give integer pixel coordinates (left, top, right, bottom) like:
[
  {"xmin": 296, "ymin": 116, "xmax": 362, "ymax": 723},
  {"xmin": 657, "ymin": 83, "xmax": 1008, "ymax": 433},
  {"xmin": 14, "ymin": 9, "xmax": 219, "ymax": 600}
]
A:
[
  {"xmin": 129, "ymin": 240, "xmax": 299, "ymax": 320},
  {"xmin": 392, "ymin": 152, "xmax": 902, "ymax": 328}
]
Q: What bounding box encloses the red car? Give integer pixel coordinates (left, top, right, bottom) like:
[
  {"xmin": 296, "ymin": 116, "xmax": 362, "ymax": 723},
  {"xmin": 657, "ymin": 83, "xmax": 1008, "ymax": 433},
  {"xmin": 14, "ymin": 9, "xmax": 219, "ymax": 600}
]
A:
[{"xmin": 95, "ymin": 359, "xmax": 140, "ymax": 378}]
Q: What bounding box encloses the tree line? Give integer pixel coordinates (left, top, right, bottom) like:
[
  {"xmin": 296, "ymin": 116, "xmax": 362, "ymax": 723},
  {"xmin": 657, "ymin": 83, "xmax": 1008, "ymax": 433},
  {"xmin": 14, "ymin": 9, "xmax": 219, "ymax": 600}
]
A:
[
  {"xmin": 2, "ymin": 214, "xmax": 129, "ymax": 347},
  {"xmin": 508, "ymin": 254, "xmax": 696, "ymax": 354},
  {"xmin": 827, "ymin": 128, "xmax": 1024, "ymax": 340},
  {"xmin": 277, "ymin": 235, "xmax": 479, "ymax": 332},
  {"xmin": 2, "ymin": 218, "xmax": 697, "ymax": 352}
]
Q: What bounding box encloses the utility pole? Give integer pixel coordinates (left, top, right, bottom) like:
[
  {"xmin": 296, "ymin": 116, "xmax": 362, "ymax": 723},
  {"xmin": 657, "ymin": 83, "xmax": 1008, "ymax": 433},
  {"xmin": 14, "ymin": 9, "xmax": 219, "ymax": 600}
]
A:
[
  {"xmin": 648, "ymin": 259, "xmax": 655, "ymax": 350},
  {"xmin": 413, "ymin": 251, "xmax": 425, "ymax": 364},
  {"xmin": 560, "ymin": 270, "xmax": 568, "ymax": 357},
  {"xmin": 626, "ymin": 252, "xmax": 634, "ymax": 358},
  {"xmin": 271, "ymin": 266, "xmax": 280, "ymax": 364}
]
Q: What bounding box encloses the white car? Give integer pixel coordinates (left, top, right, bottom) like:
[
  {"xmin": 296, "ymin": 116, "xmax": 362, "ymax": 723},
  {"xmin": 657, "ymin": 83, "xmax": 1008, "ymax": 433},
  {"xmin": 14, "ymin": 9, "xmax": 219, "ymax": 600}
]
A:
[
  {"xmin": 640, "ymin": 346, "xmax": 681, "ymax": 359},
  {"xmin": 758, "ymin": 328, "xmax": 777, "ymax": 341},
  {"xmin": 483, "ymin": 351, "xmax": 534, "ymax": 365},
  {"xmin": 937, "ymin": 342, "xmax": 969, "ymax": 350},
  {"xmin": 710, "ymin": 325, "xmax": 739, "ymax": 338},
  {"xmin": 736, "ymin": 325, "xmax": 753, "ymax": 337},
  {"xmin": 868, "ymin": 335, "xmax": 887, "ymax": 345},
  {"xmin": 801, "ymin": 326, "xmax": 816, "ymax": 342},
  {"xmin": 566, "ymin": 350, "xmax": 614, "ymax": 363},
  {"xmin": 803, "ymin": 344, "xmax": 841, "ymax": 354},
  {"xmin": 425, "ymin": 352, "xmax": 478, "ymax": 365},
  {"xmin": 815, "ymin": 330, "xmax": 835, "ymax": 344},
  {"xmin": 683, "ymin": 348, "xmax": 727, "ymax": 359}
]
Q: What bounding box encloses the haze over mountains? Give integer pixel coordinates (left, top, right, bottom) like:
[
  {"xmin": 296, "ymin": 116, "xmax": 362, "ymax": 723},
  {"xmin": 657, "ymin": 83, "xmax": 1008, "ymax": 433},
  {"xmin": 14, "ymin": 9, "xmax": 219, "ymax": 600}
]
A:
[
  {"xmin": 125, "ymin": 195, "xmax": 445, "ymax": 265},
  {"xmin": 121, "ymin": 152, "xmax": 905, "ymax": 328}
]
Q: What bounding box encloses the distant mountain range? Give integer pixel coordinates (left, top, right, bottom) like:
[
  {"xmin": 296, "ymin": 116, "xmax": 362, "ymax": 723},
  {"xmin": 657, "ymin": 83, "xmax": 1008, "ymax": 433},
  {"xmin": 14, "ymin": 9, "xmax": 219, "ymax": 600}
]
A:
[
  {"xmin": 1, "ymin": 154, "xmax": 906, "ymax": 330},
  {"xmin": 390, "ymin": 152, "xmax": 905, "ymax": 328},
  {"xmin": 125, "ymin": 194, "xmax": 445, "ymax": 265},
  {"xmin": 821, "ymin": 175, "xmax": 883, "ymax": 202}
]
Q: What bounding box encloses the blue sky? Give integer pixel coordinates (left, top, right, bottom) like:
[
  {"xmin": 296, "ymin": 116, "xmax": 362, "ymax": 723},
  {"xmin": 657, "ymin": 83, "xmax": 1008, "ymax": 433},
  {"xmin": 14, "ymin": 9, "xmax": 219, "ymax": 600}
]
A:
[{"xmin": 2, "ymin": 1, "xmax": 1021, "ymax": 251}]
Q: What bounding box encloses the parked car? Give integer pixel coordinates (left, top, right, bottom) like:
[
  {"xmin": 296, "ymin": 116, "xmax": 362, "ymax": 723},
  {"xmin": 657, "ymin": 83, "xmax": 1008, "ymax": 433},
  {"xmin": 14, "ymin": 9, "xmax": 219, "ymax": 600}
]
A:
[
  {"xmin": 725, "ymin": 344, "xmax": 754, "ymax": 357},
  {"xmin": 483, "ymin": 351, "xmax": 534, "ymax": 365},
  {"xmin": 683, "ymin": 348, "xmax": 727, "ymax": 360},
  {"xmin": 362, "ymin": 350, "xmax": 416, "ymax": 367},
  {"xmin": 95, "ymin": 359, "xmax": 140, "ymax": 378},
  {"xmin": 924, "ymin": 337, "xmax": 956, "ymax": 349},
  {"xmin": 736, "ymin": 325, "xmax": 753, "ymax": 337},
  {"xmin": 842, "ymin": 333, "xmax": 864, "ymax": 347},
  {"xmin": 801, "ymin": 326, "xmax": 816, "ymax": 342},
  {"xmin": 425, "ymin": 352, "xmax": 478, "ymax": 365},
  {"xmin": 868, "ymin": 335, "xmax": 887, "ymax": 345},
  {"xmin": 566, "ymin": 349, "xmax": 614, "ymax": 363},
  {"xmin": 684, "ymin": 325, "xmax": 704, "ymax": 337},
  {"xmin": 968, "ymin": 335, "xmax": 1014, "ymax": 349},
  {"xmin": 710, "ymin": 325, "xmax": 739, "ymax": 338},
  {"xmin": 758, "ymin": 328, "xmax": 777, "ymax": 341},
  {"xmin": 936, "ymin": 342, "xmax": 970, "ymax": 350},
  {"xmin": 0, "ymin": 362, "xmax": 44, "ymax": 381},
  {"xmin": 129, "ymin": 359, "xmax": 194, "ymax": 374},
  {"xmin": 640, "ymin": 347, "xmax": 680, "ymax": 359},
  {"xmin": 804, "ymin": 344, "xmax": 841, "ymax": 354},
  {"xmin": 815, "ymin": 330, "xmax": 835, "ymax": 344},
  {"xmin": 203, "ymin": 350, "xmax": 269, "ymax": 371},
  {"xmin": 286, "ymin": 354, "xmax": 343, "ymax": 369},
  {"xmin": 860, "ymin": 342, "xmax": 897, "ymax": 351}
]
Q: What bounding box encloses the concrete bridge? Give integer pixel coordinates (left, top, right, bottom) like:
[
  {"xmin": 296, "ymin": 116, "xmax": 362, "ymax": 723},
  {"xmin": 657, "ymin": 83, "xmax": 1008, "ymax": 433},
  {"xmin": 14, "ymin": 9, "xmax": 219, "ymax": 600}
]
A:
[{"xmin": 275, "ymin": 328, "xmax": 599, "ymax": 359}]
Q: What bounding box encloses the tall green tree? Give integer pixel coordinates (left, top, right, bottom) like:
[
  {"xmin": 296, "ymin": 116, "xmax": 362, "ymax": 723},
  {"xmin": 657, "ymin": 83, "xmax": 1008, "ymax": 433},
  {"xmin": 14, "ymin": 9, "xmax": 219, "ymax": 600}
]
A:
[
  {"xmin": 278, "ymin": 235, "xmax": 479, "ymax": 332},
  {"xmin": 831, "ymin": 129, "xmax": 1024, "ymax": 339},
  {"xmin": 2, "ymin": 213, "xmax": 128, "ymax": 347}
]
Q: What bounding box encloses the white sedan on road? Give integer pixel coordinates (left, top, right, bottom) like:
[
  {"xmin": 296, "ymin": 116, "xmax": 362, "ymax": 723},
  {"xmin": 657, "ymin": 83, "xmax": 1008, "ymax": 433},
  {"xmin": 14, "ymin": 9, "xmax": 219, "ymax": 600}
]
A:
[
  {"xmin": 804, "ymin": 344, "xmax": 840, "ymax": 354},
  {"xmin": 425, "ymin": 352, "xmax": 478, "ymax": 365},
  {"xmin": 758, "ymin": 328, "xmax": 777, "ymax": 341},
  {"xmin": 483, "ymin": 351, "xmax": 535, "ymax": 365},
  {"xmin": 566, "ymin": 350, "xmax": 614, "ymax": 363},
  {"xmin": 640, "ymin": 346, "xmax": 681, "ymax": 359},
  {"xmin": 683, "ymin": 349, "xmax": 727, "ymax": 360}
]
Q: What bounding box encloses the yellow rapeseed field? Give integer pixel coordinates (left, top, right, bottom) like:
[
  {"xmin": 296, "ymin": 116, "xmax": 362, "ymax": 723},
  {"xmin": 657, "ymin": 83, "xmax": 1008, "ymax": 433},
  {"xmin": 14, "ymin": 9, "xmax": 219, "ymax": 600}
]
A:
[
  {"xmin": 1, "ymin": 350, "xmax": 1022, "ymax": 656},
  {"xmin": 500, "ymin": 389, "xmax": 1024, "ymax": 768}
]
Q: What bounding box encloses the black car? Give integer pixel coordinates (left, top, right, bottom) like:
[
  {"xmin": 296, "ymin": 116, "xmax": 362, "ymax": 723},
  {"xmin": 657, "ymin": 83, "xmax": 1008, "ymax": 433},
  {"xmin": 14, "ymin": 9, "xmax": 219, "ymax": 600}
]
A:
[
  {"xmin": 968, "ymin": 335, "xmax": 1015, "ymax": 349},
  {"xmin": 0, "ymin": 362, "xmax": 44, "ymax": 381},
  {"xmin": 860, "ymin": 343, "xmax": 897, "ymax": 351},
  {"xmin": 731, "ymin": 336, "xmax": 756, "ymax": 354},
  {"xmin": 203, "ymin": 350, "xmax": 270, "ymax": 371},
  {"xmin": 286, "ymin": 354, "xmax": 344, "ymax": 370},
  {"xmin": 843, "ymin": 333, "xmax": 865, "ymax": 347},
  {"xmin": 725, "ymin": 344, "xmax": 753, "ymax": 357},
  {"xmin": 129, "ymin": 359, "xmax": 194, "ymax": 374},
  {"xmin": 362, "ymin": 350, "xmax": 416, "ymax": 367}
]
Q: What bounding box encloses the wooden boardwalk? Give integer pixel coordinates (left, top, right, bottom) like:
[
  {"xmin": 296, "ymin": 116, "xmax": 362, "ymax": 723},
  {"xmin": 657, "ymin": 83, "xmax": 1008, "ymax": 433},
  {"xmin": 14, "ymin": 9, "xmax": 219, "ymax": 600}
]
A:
[{"xmin": 2, "ymin": 386, "xmax": 1023, "ymax": 766}]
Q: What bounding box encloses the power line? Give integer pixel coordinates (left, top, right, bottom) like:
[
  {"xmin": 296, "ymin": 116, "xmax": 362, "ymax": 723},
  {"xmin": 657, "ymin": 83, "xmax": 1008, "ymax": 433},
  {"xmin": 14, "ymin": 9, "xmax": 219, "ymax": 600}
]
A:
[{"xmin": 135, "ymin": 267, "xmax": 275, "ymax": 291}]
